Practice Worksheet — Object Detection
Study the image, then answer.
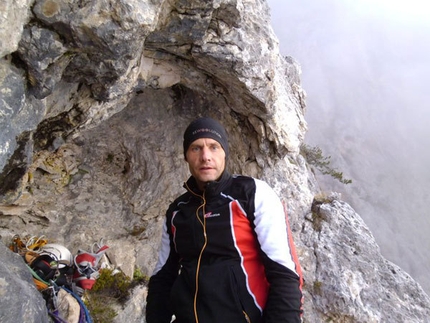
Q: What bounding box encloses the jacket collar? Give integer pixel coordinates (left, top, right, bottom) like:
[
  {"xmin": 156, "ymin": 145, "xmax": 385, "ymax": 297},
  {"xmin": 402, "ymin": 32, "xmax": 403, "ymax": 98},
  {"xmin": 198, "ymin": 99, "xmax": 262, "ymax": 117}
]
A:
[{"xmin": 184, "ymin": 171, "xmax": 232, "ymax": 198}]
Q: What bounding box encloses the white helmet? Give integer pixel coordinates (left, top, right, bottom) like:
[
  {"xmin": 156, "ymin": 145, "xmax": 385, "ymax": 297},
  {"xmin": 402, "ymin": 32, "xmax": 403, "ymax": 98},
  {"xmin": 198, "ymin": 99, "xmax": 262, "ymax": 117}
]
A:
[{"xmin": 39, "ymin": 243, "xmax": 73, "ymax": 268}]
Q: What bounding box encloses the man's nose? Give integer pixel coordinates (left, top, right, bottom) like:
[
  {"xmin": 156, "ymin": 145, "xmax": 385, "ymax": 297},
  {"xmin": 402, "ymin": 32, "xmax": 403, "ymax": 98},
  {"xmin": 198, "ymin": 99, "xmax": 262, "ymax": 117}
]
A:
[{"xmin": 201, "ymin": 147, "xmax": 211, "ymax": 161}]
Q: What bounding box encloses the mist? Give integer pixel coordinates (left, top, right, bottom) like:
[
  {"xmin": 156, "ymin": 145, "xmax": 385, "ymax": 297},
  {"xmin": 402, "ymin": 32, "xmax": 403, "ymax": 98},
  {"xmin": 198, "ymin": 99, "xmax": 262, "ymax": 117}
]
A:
[{"xmin": 267, "ymin": 0, "xmax": 430, "ymax": 294}]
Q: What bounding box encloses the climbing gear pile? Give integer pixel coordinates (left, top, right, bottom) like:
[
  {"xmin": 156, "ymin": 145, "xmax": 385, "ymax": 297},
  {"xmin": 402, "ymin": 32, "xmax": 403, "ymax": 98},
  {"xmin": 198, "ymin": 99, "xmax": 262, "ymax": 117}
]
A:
[{"xmin": 9, "ymin": 235, "xmax": 110, "ymax": 323}]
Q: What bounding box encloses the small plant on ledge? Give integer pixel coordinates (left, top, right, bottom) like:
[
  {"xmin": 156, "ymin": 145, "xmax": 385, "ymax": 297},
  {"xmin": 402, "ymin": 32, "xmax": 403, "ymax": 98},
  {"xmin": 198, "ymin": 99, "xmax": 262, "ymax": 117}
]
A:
[{"xmin": 300, "ymin": 143, "xmax": 352, "ymax": 185}]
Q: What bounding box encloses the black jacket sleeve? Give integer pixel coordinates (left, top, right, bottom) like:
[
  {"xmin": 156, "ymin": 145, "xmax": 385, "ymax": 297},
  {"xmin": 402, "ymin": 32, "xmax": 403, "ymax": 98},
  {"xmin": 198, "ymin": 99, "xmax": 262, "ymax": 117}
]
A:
[
  {"xmin": 251, "ymin": 179, "xmax": 303, "ymax": 322},
  {"xmin": 262, "ymin": 256, "xmax": 303, "ymax": 323},
  {"xmin": 146, "ymin": 252, "xmax": 180, "ymax": 323},
  {"xmin": 146, "ymin": 216, "xmax": 180, "ymax": 323}
]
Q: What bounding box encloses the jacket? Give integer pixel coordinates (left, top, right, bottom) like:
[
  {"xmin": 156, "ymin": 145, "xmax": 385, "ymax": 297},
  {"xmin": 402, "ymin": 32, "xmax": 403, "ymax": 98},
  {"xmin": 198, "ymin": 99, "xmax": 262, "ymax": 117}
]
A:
[{"xmin": 146, "ymin": 171, "xmax": 303, "ymax": 323}]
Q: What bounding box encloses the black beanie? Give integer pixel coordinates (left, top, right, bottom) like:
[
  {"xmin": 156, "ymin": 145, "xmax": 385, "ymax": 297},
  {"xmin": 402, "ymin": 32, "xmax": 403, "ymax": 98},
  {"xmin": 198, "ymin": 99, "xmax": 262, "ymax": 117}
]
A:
[{"xmin": 183, "ymin": 117, "xmax": 229, "ymax": 158}]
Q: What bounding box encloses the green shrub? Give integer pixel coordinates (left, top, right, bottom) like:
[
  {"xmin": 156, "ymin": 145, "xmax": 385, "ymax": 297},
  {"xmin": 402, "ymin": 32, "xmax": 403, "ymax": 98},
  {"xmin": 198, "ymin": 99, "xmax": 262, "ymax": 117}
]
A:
[
  {"xmin": 85, "ymin": 267, "xmax": 149, "ymax": 323},
  {"xmin": 133, "ymin": 267, "xmax": 149, "ymax": 284},
  {"xmin": 300, "ymin": 144, "xmax": 352, "ymax": 184},
  {"xmin": 313, "ymin": 280, "xmax": 323, "ymax": 296},
  {"xmin": 85, "ymin": 268, "xmax": 131, "ymax": 323}
]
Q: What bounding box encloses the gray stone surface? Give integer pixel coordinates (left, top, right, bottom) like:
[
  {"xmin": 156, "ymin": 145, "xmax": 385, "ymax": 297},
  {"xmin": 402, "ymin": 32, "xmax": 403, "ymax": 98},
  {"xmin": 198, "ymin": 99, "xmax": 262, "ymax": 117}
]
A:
[
  {"xmin": 0, "ymin": 0, "xmax": 429, "ymax": 322},
  {"xmin": 0, "ymin": 242, "xmax": 50, "ymax": 323}
]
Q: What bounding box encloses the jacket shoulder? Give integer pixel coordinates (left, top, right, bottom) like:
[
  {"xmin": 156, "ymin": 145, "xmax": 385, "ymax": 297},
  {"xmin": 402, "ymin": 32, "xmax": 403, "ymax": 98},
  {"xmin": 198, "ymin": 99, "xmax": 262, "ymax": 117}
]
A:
[
  {"xmin": 230, "ymin": 174, "xmax": 256, "ymax": 194},
  {"xmin": 228, "ymin": 175, "xmax": 257, "ymax": 219},
  {"xmin": 231, "ymin": 174, "xmax": 255, "ymax": 186},
  {"xmin": 166, "ymin": 191, "xmax": 192, "ymax": 213}
]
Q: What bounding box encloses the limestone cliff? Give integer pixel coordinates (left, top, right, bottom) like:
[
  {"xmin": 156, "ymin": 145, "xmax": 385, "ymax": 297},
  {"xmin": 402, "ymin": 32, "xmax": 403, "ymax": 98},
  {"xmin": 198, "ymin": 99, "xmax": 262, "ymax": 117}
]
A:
[{"xmin": 0, "ymin": 0, "xmax": 429, "ymax": 322}]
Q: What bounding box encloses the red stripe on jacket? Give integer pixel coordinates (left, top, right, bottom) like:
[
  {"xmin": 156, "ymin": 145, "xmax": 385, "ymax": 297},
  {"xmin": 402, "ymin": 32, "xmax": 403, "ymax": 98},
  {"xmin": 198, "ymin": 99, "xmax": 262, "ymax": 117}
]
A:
[
  {"xmin": 283, "ymin": 202, "xmax": 304, "ymax": 312},
  {"xmin": 230, "ymin": 200, "xmax": 269, "ymax": 312}
]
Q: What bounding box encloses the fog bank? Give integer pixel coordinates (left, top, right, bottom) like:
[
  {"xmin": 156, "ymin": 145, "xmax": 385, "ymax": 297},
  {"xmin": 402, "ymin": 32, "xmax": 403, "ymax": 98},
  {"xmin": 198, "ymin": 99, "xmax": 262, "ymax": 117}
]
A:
[{"xmin": 268, "ymin": 0, "xmax": 430, "ymax": 294}]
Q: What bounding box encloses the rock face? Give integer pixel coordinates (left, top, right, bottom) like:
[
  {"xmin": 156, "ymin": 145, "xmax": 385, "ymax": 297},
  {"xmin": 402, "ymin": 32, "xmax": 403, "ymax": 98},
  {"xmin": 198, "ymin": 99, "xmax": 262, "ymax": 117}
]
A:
[
  {"xmin": 0, "ymin": 242, "xmax": 50, "ymax": 323},
  {"xmin": 0, "ymin": 1, "xmax": 429, "ymax": 322}
]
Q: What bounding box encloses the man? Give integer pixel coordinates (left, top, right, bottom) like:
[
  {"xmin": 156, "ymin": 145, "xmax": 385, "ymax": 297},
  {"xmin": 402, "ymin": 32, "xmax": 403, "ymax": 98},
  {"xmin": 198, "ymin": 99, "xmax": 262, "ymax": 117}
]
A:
[{"xmin": 146, "ymin": 117, "xmax": 303, "ymax": 323}]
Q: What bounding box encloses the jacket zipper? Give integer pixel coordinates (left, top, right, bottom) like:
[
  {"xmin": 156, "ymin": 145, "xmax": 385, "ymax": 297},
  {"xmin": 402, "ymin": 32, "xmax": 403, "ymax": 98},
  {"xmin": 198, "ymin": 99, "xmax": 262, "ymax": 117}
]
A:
[
  {"xmin": 184, "ymin": 182, "xmax": 251, "ymax": 323},
  {"xmin": 185, "ymin": 182, "xmax": 207, "ymax": 323}
]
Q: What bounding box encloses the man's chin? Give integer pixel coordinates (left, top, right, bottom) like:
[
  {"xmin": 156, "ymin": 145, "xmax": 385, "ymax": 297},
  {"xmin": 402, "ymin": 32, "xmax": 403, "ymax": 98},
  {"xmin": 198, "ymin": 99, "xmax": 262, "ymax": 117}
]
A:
[
  {"xmin": 196, "ymin": 174, "xmax": 218, "ymax": 184},
  {"xmin": 199, "ymin": 177, "xmax": 216, "ymax": 184}
]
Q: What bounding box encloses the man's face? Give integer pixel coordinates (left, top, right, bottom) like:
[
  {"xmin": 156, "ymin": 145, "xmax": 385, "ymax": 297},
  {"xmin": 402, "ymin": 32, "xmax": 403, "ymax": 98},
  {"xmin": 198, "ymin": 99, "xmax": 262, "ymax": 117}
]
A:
[{"xmin": 185, "ymin": 138, "xmax": 226, "ymax": 190}]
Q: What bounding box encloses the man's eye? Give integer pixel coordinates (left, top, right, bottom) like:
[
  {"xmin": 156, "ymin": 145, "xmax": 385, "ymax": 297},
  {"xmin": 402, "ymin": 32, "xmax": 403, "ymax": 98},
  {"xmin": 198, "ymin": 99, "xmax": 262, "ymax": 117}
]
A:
[
  {"xmin": 191, "ymin": 147, "xmax": 200, "ymax": 152},
  {"xmin": 210, "ymin": 145, "xmax": 219, "ymax": 150}
]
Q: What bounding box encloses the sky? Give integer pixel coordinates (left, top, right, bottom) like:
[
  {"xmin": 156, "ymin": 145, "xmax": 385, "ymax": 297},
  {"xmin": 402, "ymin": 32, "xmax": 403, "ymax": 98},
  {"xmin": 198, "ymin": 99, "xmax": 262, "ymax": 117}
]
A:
[
  {"xmin": 355, "ymin": 0, "xmax": 430, "ymax": 23},
  {"xmin": 267, "ymin": 0, "xmax": 430, "ymax": 295}
]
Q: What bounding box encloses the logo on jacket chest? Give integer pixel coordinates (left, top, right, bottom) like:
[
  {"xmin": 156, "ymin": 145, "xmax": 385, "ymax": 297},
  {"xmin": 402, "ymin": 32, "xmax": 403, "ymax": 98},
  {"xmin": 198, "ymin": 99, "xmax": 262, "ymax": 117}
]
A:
[{"xmin": 204, "ymin": 212, "xmax": 221, "ymax": 218}]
